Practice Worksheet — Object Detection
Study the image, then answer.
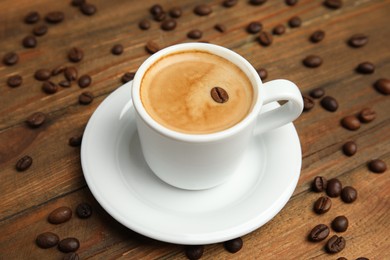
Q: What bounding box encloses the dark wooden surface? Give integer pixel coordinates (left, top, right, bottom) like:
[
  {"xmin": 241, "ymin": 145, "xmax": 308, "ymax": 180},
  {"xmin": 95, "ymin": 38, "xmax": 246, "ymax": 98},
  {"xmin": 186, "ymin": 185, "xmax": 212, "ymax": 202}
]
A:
[{"xmin": 1, "ymin": 0, "xmax": 389, "ymax": 259}]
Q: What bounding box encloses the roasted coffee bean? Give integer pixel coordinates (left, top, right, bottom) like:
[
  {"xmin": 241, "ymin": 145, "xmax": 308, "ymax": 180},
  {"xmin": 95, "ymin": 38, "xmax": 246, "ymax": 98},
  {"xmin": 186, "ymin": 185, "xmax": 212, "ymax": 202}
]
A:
[
  {"xmin": 285, "ymin": 0, "xmax": 298, "ymax": 5},
  {"xmin": 59, "ymin": 80, "xmax": 71, "ymax": 88},
  {"xmin": 187, "ymin": 29, "xmax": 203, "ymax": 39},
  {"xmin": 36, "ymin": 232, "xmax": 59, "ymax": 249},
  {"xmin": 303, "ymin": 96, "xmax": 315, "ymax": 111},
  {"xmin": 26, "ymin": 112, "xmax": 46, "ymax": 128},
  {"xmin": 48, "ymin": 206, "xmax": 72, "ymax": 224},
  {"xmin": 224, "ymin": 237, "xmax": 243, "ymax": 253},
  {"xmin": 214, "ymin": 23, "xmax": 226, "ymax": 33},
  {"xmin": 312, "ymin": 176, "xmax": 327, "ymax": 192},
  {"xmin": 15, "ymin": 155, "xmax": 33, "ymax": 172},
  {"xmin": 80, "ymin": 3, "xmax": 97, "ymax": 16},
  {"xmin": 71, "ymin": 0, "xmax": 86, "ymax": 6},
  {"xmin": 68, "ymin": 47, "xmax": 84, "ymax": 63},
  {"xmin": 356, "ymin": 62, "xmax": 375, "ymax": 74},
  {"xmin": 272, "ymin": 24, "xmax": 286, "ymax": 35},
  {"xmin": 337, "ymin": 258, "xmax": 347, "ymax": 260},
  {"xmin": 79, "ymin": 91, "xmax": 94, "ymax": 105},
  {"xmin": 326, "ymin": 178, "xmax": 342, "ymax": 197},
  {"xmin": 359, "ymin": 108, "xmax": 376, "ymax": 123},
  {"xmin": 22, "ymin": 35, "xmax": 37, "ymax": 48},
  {"xmin": 348, "ymin": 34, "xmax": 368, "ymax": 48},
  {"xmin": 63, "ymin": 252, "xmax": 80, "ymax": 260},
  {"xmin": 288, "ymin": 16, "xmax": 301, "ymax": 28},
  {"xmin": 33, "ymin": 24, "xmax": 48, "ymax": 36},
  {"xmin": 258, "ymin": 31, "xmax": 273, "ymax": 46},
  {"xmin": 356, "ymin": 257, "xmax": 369, "ymax": 260},
  {"xmin": 185, "ymin": 245, "xmax": 204, "ymax": 260},
  {"xmin": 211, "ymin": 87, "xmax": 229, "ymax": 103},
  {"xmin": 76, "ymin": 202, "xmax": 92, "ymax": 218},
  {"xmin": 256, "ymin": 68, "xmax": 268, "ymax": 80},
  {"xmin": 320, "ymin": 96, "xmax": 338, "ymax": 112},
  {"xmin": 121, "ymin": 72, "xmax": 135, "ymax": 83},
  {"xmin": 324, "ymin": 0, "xmax": 343, "ymax": 9},
  {"xmin": 373, "ymin": 78, "xmax": 390, "ymax": 95},
  {"xmin": 169, "ymin": 7, "xmax": 182, "ymax": 18},
  {"xmin": 25, "ymin": 11, "xmax": 40, "ymax": 24},
  {"xmin": 223, "ymin": 0, "xmax": 238, "ymax": 7},
  {"xmin": 313, "ymin": 196, "xmax": 331, "ymax": 214},
  {"xmin": 332, "ymin": 216, "xmax": 348, "ymax": 232},
  {"xmin": 45, "ymin": 11, "xmax": 64, "ymax": 24},
  {"xmin": 249, "ymin": 0, "xmax": 267, "ymax": 5},
  {"xmin": 310, "ymin": 30, "xmax": 325, "ymax": 43},
  {"xmin": 154, "ymin": 12, "xmax": 166, "ymax": 22},
  {"xmin": 145, "ymin": 41, "xmax": 160, "ymax": 54},
  {"xmin": 64, "ymin": 67, "xmax": 78, "ymax": 81},
  {"xmin": 111, "ymin": 44, "xmax": 123, "ymax": 55},
  {"xmin": 310, "ymin": 87, "xmax": 325, "ymax": 99},
  {"xmin": 42, "ymin": 81, "xmax": 58, "ymax": 94},
  {"xmin": 7, "ymin": 75, "xmax": 23, "ymax": 88},
  {"xmin": 138, "ymin": 19, "xmax": 151, "ymax": 30},
  {"xmin": 303, "ymin": 55, "xmax": 322, "ymax": 68},
  {"xmin": 52, "ymin": 65, "xmax": 66, "ymax": 76},
  {"xmin": 58, "ymin": 237, "xmax": 80, "ymax": 253},
  {"xmin": 78, "ymin": 75, "xmax": 92, "ymax": 88},
  {"xmin": 35, "ymin": 69, "xmax": 52, "ymax": 81},
  {"xmin": 326, "ymin": 235, "xmax": 346, "ymax": 254},
  {"xmin": 68, "ymin": 135, "xmax": 82, "ymax": 147},
  {"xmin": 341, "ymin": 115, "xmax": 360, "ymax": 131},
  {"xmin": 309, "ymin": 224, "xmax": 329, "ymax": 242},
  {"xmin": 3, "ymin": 52, "xmax": 19, "ymax": 66},
  {"xmin": 247, "ymin": 22, "xmax": 262, "ymax": 34},
  {"xmin": 368, "ymin": 159, "xmax": 387, "ymax": 173},
  {"xmin": 150, "ymin": 4, "xmax": 163, "ymax": 16},
  {"xmin": 341, "ymin": 186, "xmax": 357, "ymax": 203},
  {"xmin": 194, "ymin": 4, "xmax": 212, "ymax": 16},
  {"xmin": 342, "ymin": 141, "xmax": 357, "ymax": 156}
]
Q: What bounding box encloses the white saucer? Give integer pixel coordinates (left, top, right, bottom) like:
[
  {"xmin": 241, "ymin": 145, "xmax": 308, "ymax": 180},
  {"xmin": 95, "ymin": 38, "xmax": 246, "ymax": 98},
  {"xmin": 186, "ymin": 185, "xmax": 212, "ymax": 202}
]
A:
[{"xmin": 81, "ymin": 81, "xmax": 302, "ymax": 245}]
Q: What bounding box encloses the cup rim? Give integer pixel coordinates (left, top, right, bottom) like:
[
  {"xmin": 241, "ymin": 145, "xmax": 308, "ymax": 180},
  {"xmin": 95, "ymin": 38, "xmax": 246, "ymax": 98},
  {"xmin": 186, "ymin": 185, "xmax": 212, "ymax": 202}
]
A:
[{"xmin": 132, "ymin": 43, "xmax": 263, "ymax": 143}]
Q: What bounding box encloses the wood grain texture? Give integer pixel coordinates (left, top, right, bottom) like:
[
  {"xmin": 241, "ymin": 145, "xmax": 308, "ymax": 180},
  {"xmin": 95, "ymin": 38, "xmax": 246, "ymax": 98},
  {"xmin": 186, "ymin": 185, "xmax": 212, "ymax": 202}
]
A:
[{"xmin": 1, "ymin": 0, "xmax": 389, "ymax": 259}]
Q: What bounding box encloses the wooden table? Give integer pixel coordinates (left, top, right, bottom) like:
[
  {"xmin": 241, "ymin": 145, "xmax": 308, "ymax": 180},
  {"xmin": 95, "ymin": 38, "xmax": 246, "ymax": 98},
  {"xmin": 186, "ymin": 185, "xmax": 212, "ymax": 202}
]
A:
[{"xmin": 1, "ymin": 0, "xmax": 389, "ymax": 259}]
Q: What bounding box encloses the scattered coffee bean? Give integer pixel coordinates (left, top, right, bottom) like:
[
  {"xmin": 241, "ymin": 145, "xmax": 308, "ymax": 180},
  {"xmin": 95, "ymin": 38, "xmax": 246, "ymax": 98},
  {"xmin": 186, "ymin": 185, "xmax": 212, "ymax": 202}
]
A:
[
  {"xmin": 310, "ymin": 87, "xmax": 325, "ymax": 99},
  {"xmin": 373, "ymin": 78, "xmax": 390, "ymax": 95},
  {"xmin": 341, "ymin": 115, "xmax": 360, "ymax": 131},
  {"xmin": 111, "ymin": 44, "xmax": 124, "ymax": 55},
  {"xmin": 223, "ymin": 0, "xmax": 238, "ymax": 7},
  {"xmin": 15, "ymin": 155, "xmax": 33, "ymax": 172},
  {"xmin": 355, "ymin": 257, "xmax": 369, "ymax": 260},
  {"xmin": 313, "ymin": 196, "xmax": 332, "ymax": 214},
  {"xmin": 288, "ymin": 16, "xmax": 302, "ymax": 28},
  {"xmin": 7, "ymin": 75, "xmax": 23, "ymax": 88},
  {"xmin": 337, "ymin": 258, "xmax": 347, "ymax": 260},
  {"xmin": 63, "ymin": 252, "xmax": 80, "ymax": 260},
  {"xmin": 272, "ymin": 24, "xmax": 286, "ymax": 35},
  {"xmin": 247, "ymin": 22, "xmax": 262, "ymax": 34},
  {"xmin": 249, "ymin": 0, "xmax": 267, "ymax": 5},
  {"xmin": 64, "ymin": 67, "xmax": 78, "ymax": 81},
  {"xmin": 68, "ymin": 47, "xmax": 84, "ymax": 63},
  {"xmin": 312, "ymin": 176, "xmax": 327, "ymax": 192},
  {"xmin": 42, "ymin": 81, "xmax": 58, "ymax": 94},
  {"xmin": 185, "ymin": 245, "xmax": 204, "ymax": 260},
  {"xmin": 161, "ymin": 19, "xmax": 177, "ymax": 31},
  {"xmin": 224, "ymin": 237, "xmax": 243, "ymax": 253},
  {"xmin": 3, "ymin": 52, "xmax": 19, "ymax": 66},
  {"xmin": 310, "ymin": 30, "xmax": 325, "ymax": 43},
  {"xmin": 348, "ymin": 34, "xmax": 368, "ymax": 48},
  {"xmin": 303, "ymin": 55, "xmax": 322, "ymax": 68},
  {"xmin": 187, "ymin": 29, "xmax": 202, "ymax": 39},
  {"xmin": 52, "ymin": 65, "xmax": 66, "ymax": 76},
  {"xmin": 368, "ymin": 159, "xmax": 387, "ymax": 173},
  {"xmin": 26, "ymin": 112, "xmax": 46, "ymax": 128},
  {"xmin": 68, "ymin": 135, "xmax": 82, "ymax": 147},
  {"xmin": 48, "ymin": 206, "xmax": 72, "ymax": 224},
  {"xmin": 76, "ymin": 202, "xmax": 93, "ymax": 218},
  {"xmin": 326, "ymin": 235, "xmax": 346, "ymax": 254},
  {"xmin": 121, "ymin": 72, "xmax": 135, "ymax": 83},
  {"xmin": 358, "ymin": 108, "xmax": 376, "ymax": 123},
  {"xmin": 309, "ymin": 224, "xmax": 330, "ymax": 242},
  {"xmin": 214, "ymin": 23, "xmax": 226, "ymax": 33},
  {"xmin": 80, "ymin": 3, "xmax": 97, "ymax": 16},
  {"xmin": 194, "ymin": 4, "xmax": 212, "ymax": 16},
  {"xmin": 145, "ymin": 41, "xmax": 160, "ymax": 54},
  {"xmin": 285, "ymin": 0, "xmax": 298, "ymax": 5},
  {"xmin": 35, "ymin": 69, "xmax": 52, "ymax": 81},
  {"xmin": 303, "ymin": 96, "xmax": 315, "ymax": 111},
  {"xmin": 58, "ymin": 237, "xmax": 80, "ymax": 253},
  {"xmin": 59, "ymin": 80, "xmax": 71, "ymax": 88},
  {"xmin": 36, "ymin": 232, "xmax": 59, "ymax": 249},
  {"xmin": 342, "ymin": 141, "xmax": 357, "ymax": 156},
  {"xmin": 258, "ymin": 31, "xmax": 273, "ymax": 46},
  {"xmin": 154, "ymin": 12, "xmax": 166, "ymax": 22},
  {"xmin": 326, "ymin": 178, "xmax": 342, "ymax": 197},
  {"xmin": 256, "ymin": 68, "xmax": 268, "ymax": 80},
  {"xmin": 341, "ymin": 186, "xmax": 357, "ymax": 203},
  {"xmin": 169, "ymin": 7, "xmax": 182, "ymax": 18},
  {"xmin": 22, "ymin": 35, "xmax": 37, "ymax": 48},
  {"xmin": 211, "ymin": 87, "xmax": 229, "ymax": 103},
  {"xmin": 71, "ymin": 0, "xmax": 85, "ymax": 6},
  {"xmin": 320, "ymin": 96, "xmax": 338, "ymax": 112},
  {"xmin": 324, "ymin": 0, "xmax": 343, "ymax": 9},
  {"xmin": 356, "ymin": 62, "xmax": 375, "ymax": 74},
  {"xmin": 150, "ymin": 4, "xmax": 163, "ymax": 16},
  {"xmin": 79, "ymin": 91, "xmax": 94, "ymax": 105},
  {"xmin": 332, "ymin": 216, "xmax": 348, "ymax": 232},
  {"xmin": 45, "ymin": 11, "xmax": 64, "ymax": 24},
  {"xmin": 33, "ymin": 24, "xmax": 48, "ymax": 36},
  {"xmin": 78, "ymin": 75, "xmax": 92, "ymax": 88},
  {"xmin": 25, "ymin": 11, "xmax": 40, "ymax": 24},
  {"xmin": 138, "ymin": 19, "xmax": 151, "ymax": 30}
]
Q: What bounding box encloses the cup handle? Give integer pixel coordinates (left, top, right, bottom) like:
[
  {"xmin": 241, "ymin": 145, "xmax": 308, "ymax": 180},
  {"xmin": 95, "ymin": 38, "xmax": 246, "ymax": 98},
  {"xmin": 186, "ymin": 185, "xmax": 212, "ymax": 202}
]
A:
[{"xmin": 254, "ymin": 79, "xmax": 303, "ymax": 135}]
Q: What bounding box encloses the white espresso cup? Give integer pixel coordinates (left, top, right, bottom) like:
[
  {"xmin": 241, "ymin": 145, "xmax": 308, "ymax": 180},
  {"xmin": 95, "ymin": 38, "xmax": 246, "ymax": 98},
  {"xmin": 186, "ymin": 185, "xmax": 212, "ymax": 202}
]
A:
[{"xmin": 132, "ymin": 43, "xmax": 303, "ymax": 190}]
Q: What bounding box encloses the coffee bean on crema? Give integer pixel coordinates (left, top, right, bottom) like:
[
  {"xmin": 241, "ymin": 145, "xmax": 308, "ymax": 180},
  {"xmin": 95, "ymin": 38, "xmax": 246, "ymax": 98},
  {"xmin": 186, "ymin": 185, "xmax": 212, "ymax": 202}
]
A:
[{"xmin": 210, "ymin": 87, "xmax": 229, "ymax": 103}]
